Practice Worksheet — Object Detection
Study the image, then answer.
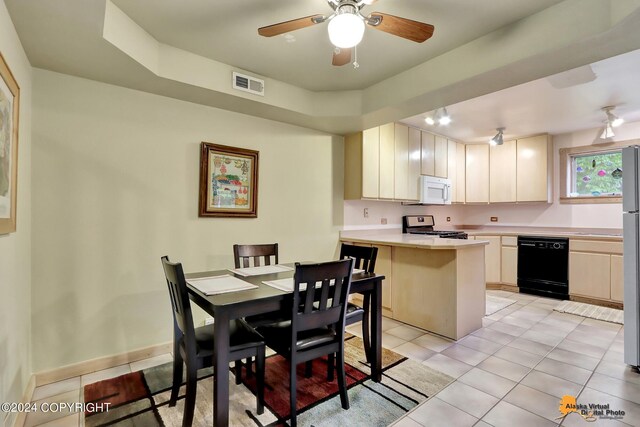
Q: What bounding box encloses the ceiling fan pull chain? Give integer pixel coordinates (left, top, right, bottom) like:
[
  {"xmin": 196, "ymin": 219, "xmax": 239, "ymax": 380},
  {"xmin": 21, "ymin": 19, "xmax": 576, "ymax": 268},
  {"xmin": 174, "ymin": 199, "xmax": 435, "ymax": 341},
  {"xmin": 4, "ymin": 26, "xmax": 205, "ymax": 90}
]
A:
[{"xmin": 353, "ymin": 45, "xmax": 360, "ymax": 69}]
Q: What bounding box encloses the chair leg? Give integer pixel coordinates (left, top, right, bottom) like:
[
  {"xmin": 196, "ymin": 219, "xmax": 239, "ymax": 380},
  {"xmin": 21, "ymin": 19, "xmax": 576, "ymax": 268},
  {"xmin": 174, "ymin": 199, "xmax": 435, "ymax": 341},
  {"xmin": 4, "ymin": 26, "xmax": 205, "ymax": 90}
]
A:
[
  {"xmin": 246, "ymin": 357, "xmax": 253, "ymax": 378},
  {"xmin": 290, "ymin": 361, "xmax": 298, "ymax": 427},
  {"xmin": 362, "ymin": 296, "xmax": 372, "ymax": 363},
  {"xmin": 255, "ymin": 347, "xmax": 265, "ymax": 415},
  {"xmin": 183, "ymin": 362, "xmax": 198, "ymax": 427},
  {"xmin": 169, "ymin": 351, "xmax": 183, "ymax": 407},
  {"xmin": 336, "ymin": 350, "xmax": 350, "ymax": 410},
  {"xmin": 327, "ymin": 353, "xmax": 335, "ymax": 381},
  {"xmin": 305, "ymin": 360, "xmax": 313, "ymax": 378},
  {"xmin": 234, "ymin": 360, "xmax": 242, "ymax": 385}
]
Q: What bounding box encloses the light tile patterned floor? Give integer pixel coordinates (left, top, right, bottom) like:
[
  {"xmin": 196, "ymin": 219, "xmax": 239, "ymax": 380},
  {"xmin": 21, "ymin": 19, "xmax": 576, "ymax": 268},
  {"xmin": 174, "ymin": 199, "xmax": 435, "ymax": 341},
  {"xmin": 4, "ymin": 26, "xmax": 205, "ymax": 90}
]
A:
[
  {"xmin": 383, "ymin": 290, "xmax": 640, "ymax": 427},
  {"xmin": 23, "ymin": 290, "xmax": 640, "ymax": 426}
]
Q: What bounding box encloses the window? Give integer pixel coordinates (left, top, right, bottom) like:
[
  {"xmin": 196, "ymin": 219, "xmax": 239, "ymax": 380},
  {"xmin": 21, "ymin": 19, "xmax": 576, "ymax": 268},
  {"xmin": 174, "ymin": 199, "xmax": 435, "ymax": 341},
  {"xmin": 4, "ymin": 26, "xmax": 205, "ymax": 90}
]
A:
[
  {"xmin": 569, "ymin": 150, "xmax": 622, "ymax": 197},
  {"xmin": 559, "ymin": 140, "xmax": 633, "ymax": 204}
]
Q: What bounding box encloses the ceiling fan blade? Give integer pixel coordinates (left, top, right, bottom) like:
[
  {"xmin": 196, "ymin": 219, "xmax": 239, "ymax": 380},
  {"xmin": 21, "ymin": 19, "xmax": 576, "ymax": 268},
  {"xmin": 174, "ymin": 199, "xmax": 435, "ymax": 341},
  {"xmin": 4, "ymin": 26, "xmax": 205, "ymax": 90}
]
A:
[
  {"xmin": 362, "ymin": 0, "xmax": 378, "ymax": 4},
  {"xmin": 332, "ymin": 48, "xmax": 352, "ymax": 66},
  {"xmin": 367, "ymin": 12, "xmax": 434, "ymax": 43},
  {"xmin": 258, "ymin": 15, "xmax": 325, "ymax": 37}
]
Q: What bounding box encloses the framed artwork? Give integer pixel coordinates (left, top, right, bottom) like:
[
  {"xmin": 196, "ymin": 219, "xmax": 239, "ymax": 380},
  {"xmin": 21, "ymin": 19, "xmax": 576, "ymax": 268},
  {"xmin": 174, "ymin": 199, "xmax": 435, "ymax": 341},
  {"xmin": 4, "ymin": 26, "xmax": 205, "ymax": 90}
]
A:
[
  {"xmin": 0, "ymin": 52, "xmax": 20, "ymax": 234},
  {"xmin": 199, "ymin": 142, "xmax": 259, "ymax": 218}
]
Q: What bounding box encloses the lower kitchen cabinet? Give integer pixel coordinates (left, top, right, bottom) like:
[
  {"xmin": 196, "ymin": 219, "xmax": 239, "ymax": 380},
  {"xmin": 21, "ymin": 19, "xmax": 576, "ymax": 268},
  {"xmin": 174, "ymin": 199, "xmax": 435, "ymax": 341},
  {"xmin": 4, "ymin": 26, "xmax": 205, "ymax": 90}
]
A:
[
  {"xmin": 483, "ymin": 236, "xmax": 501, "ymax": 283},
  {"xmin": 611, "ymin": 255, "xmax": 624, "ymax": 302},
  {"xmin": 568, "ymin": 240, "xmax": 623, "ymax": 302},
  {"xmin": 500, "ymin": 236, "xmax": 518, "ymax": 285}
]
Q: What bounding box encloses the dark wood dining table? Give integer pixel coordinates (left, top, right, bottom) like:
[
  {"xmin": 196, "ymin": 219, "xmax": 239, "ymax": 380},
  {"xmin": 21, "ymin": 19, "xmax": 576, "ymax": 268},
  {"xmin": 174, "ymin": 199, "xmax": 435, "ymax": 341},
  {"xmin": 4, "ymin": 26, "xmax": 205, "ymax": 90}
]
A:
[{"xmin": 185, "ymin": 264, "xmax": 385, "ymax": 427}]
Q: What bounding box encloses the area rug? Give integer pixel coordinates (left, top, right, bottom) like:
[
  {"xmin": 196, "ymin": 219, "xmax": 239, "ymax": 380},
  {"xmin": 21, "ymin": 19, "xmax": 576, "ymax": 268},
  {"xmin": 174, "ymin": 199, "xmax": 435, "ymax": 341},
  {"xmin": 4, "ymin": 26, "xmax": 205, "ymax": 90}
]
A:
[
  {"xmin": 486, "ymin": 295, "xmax": 517, "ymax": 316},
  {"xmin": 554, "ymin": 300, "xmax": 624, "ymax": 324},
  {"xmin": 83, "ymin": 336, "xmax": 453, "ymax": 426}
]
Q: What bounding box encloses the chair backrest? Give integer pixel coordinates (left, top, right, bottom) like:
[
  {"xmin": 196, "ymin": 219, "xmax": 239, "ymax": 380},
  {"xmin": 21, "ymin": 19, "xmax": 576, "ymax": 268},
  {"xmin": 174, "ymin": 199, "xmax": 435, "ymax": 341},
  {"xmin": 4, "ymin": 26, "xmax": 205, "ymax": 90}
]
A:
[
  {"xmin": 233, "ymin": 243, "xmax": 279, "ymax": 268},
  {"xmin": 339, "ymin": 244, "xmax": 378, "ymax": 273},
  {"xmin": 291, "ymin": 259, "xmax": 354, "ymax": 336},
  {"xmin": 161, "ymin": 256, "xmax": 196, "ymax": 349}
]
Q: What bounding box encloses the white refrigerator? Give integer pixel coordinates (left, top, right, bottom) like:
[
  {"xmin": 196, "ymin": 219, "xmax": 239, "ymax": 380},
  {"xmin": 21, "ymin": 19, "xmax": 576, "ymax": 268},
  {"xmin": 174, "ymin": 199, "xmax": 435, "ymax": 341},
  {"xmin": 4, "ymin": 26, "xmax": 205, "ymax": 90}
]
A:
[{"xmin": 623, "ymin": 145, "xmax": 640, "ymax": 367}]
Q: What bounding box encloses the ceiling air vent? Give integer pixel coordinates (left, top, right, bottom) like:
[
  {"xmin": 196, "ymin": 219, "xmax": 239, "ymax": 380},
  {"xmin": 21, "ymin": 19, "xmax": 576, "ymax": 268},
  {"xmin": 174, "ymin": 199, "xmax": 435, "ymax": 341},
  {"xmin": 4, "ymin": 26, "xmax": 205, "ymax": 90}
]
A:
[{"xmin": 232, "ymin": 72, "xmax": 265, "ymax": 96}]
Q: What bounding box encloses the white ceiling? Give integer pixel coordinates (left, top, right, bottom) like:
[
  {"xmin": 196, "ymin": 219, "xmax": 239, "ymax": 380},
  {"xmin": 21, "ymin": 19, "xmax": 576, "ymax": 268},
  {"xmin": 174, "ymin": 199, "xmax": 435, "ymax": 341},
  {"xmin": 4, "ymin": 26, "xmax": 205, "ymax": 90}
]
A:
[
  {"xmin": 400, "ymin": 48, "xmax": 640, "ymax": 143},
  {"xmin": 5, "ymin": 0, "xmax": 640, "ymax": 136},
  {"xmin": 110, "ymin": 0, "xmax": 565, "ymax": 91}
]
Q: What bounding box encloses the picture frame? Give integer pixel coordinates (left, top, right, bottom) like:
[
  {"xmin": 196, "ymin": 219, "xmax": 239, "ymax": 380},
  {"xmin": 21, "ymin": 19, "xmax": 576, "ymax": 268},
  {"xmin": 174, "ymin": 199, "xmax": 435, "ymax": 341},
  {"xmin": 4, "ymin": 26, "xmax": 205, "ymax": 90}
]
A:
[
  {"xmin": 0, "ymin": 52, "xmax": 20, "ymax": 234},
  {"xmin": 199, "ymin": 142, "xmax": 259, "ymax": 218}
]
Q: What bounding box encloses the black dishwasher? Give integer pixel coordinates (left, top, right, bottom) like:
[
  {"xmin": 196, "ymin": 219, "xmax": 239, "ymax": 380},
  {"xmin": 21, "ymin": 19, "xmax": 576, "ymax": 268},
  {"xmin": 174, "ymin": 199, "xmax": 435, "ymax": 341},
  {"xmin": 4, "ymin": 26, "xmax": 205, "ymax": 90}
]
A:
[{"xmin": 517, "ymin": 236, "xmax": 569, "ymax": 299}]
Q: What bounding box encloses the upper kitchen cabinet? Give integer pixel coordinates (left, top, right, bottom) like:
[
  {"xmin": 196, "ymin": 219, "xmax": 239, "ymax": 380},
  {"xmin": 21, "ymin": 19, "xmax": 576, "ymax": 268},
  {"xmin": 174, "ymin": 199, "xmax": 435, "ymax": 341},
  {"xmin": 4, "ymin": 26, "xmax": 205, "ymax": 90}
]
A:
[
  {"xmin": 379, "ymin": 123, "xmax": 395, "ymax": 199},
  {"xmin": 420, "ymin": 131, "xmax": 450, "ymax": 179},
  {"xmin": 516, "ymin": 135, "xmax": 552, "ymax": 202},
  {"xmin": 490, "ymin": 139, "xmax": 517, "ymax": 203},
  {"xmin": 456, "ymin": 143, "xmax": 466, "ymax": 203},
  {"xmin": 420, "ymin": 131, "xmax": 435, "ymax": 176},
  {"xmin": 466, "ymin": 144, "xmax": 490, "ymax": 203},
  {"xmin": 344, "ymin": 123, "xmax": 419, "ymax": 201},
  {"xmin": 434, "ymin": 135, "xmax": 448, "ymax": 178},
  {"xmin": 447, "ymin": 140, "xmax": 458, "ymax": 202}
]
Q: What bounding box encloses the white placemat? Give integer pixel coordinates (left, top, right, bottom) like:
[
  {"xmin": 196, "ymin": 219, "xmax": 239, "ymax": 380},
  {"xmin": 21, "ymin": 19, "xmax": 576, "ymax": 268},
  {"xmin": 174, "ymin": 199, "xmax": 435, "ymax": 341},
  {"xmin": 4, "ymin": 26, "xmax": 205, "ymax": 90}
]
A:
[
  {"xmin": 262, "ymin": 278, "xmax": 296, "ymax": 292},
  {"xmin": 187, "ymin": 275, "xmax": 258, "ymax": 295},
  {"xmin": 228, "ymin": 264, "xmax": 294, "ymax": 277}
]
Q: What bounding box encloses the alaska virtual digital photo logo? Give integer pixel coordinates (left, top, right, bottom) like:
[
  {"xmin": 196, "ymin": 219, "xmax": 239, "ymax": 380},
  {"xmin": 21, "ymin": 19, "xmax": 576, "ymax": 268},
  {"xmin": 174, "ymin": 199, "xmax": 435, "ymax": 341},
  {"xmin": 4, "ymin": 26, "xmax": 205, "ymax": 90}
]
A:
[{"xmin": 557, "ymin": 395, "xmax": 625, "ymax": 422}]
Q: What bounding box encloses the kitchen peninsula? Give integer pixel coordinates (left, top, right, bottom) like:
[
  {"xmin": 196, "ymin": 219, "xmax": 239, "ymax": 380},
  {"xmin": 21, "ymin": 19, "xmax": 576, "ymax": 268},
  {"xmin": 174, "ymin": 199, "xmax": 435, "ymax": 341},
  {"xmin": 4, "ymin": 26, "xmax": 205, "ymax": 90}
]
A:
[{"xmin": 341, "ymin": 230, "xmax": 489, "ymax": 340}]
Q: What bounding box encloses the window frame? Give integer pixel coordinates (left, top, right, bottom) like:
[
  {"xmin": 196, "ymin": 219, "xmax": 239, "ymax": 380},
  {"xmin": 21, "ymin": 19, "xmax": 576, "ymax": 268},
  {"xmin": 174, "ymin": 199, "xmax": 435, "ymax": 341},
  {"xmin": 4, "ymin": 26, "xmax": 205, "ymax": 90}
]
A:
[{"xmin": 559, "ymin": 140, "xmax": 636, "ymax": 204}]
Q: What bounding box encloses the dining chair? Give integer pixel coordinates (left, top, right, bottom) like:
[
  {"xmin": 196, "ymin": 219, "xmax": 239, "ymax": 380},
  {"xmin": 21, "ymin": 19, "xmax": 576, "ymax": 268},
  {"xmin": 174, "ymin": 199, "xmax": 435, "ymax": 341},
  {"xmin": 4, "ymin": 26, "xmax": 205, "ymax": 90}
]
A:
[
  {"xmin": 233, "ymin": 243, "xmax": 279, "ymax": 268},
  {"xmin": 256, "ymin": 258, "xmax": 355, "ymax": 427},
  {"xmin": 161, "ymin": 256, "xmax": 266, "ymax": 427},
  {"xmin": 340, "ymin": 243, "xmax": 378, "ymax": 365}
]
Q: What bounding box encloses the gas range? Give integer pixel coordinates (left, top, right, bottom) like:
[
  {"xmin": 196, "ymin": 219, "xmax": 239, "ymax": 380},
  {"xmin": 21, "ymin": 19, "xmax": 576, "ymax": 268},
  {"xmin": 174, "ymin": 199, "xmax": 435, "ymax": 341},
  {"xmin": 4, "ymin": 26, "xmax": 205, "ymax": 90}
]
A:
[{"xmin": 402, "ymin": 215, "xmax": 468, "ymax": 239}]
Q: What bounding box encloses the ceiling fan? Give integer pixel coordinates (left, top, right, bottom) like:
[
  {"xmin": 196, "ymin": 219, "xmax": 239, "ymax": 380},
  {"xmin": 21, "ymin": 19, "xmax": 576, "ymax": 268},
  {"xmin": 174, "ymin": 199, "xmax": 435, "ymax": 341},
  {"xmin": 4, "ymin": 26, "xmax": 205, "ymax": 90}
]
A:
[{"xmin": 258, "ymin": 0, "xmax": 435, "ymax": 66}]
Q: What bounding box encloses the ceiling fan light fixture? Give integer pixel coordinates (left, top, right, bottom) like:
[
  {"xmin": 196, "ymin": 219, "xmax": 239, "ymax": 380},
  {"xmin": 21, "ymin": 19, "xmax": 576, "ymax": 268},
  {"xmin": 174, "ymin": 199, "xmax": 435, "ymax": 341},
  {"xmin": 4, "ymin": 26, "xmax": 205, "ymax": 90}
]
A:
[
  {"xmin": 489, "ymin": 128, "xmax": 505, "ymax": 146},
  {"xmin": 438, "ymin": 107, "xmax": 451, "ymax": 125},
  {"xmin": 328, "ymin": 11, "xmax": 365, "ymax": 48},
  {"xmin": 603, "ymin": 106, "xmax": 624, "ymax": 128}
]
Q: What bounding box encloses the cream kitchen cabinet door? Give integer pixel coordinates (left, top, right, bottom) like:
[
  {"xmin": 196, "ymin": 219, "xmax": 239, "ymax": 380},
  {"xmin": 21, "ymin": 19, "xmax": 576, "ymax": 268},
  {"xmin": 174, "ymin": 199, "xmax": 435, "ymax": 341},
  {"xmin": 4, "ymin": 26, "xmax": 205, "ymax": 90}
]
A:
[
  {"xmin": 421, "ymin": 131, "xmax": 435, "ymax": 176},
  {"xmin": 483, "ymin": 236, "xmax": 502, "ymax": 283},
  {"xmin": 611, "ymin": 254, "xmax": 624, "ymax": 302},
  {"xmin": 569, "ymin": 251, "xmax": 611, "ymax": 300},
  {"xmin": 361, "ymin": 127, "xmax": 380, "ymax": 198},
  {"xmin": 379, "ymin": 123, "xmax": 395, "ymax": 199},
  {"xmin": 456, "ymin": 142, "xmax": 466, "ymax": 203},
  {"xmin": 516, "ymin": 135, "xmax": 552, "ymax": 202},
  {"xmin": 408, "ymin": 127, "xmax": 421, "ymax": 201},
  {"xmin": 501, "ymin": 246, "xmax": 518, "ymax": 285},
  {"xmin": 465, "ymin": 144, "xmax": 490, "ymax": 203},
  {"xmin": 434, "ymin": 135, "xmax": 448, "ymax": 178},
  {"xmin": 394, "ymin": 124, "xmax": 410, "ymax": 200},
  {"xmin": 448, "ymin": 140, "xmax": 458, "ymax": 202},
  {"xmin": 490, "ymin": 139, "xmax": 517, "ymax": 203}
]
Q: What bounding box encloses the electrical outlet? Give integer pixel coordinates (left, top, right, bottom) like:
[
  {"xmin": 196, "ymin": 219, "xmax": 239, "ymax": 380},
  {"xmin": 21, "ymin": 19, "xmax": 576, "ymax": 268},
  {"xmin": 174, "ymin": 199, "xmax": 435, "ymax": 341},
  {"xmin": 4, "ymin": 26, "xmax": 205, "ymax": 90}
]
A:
[
  {"xmin": 381, "ymin": 218, "xmax": 388, "ymax": 225},
  {"xmin": 446, "ymin": 217, "xmax": 451, "ymax": 222},
  {"xmin": 490, "ymin": 217, "xmax": 498, "ymax": 222},
  {"xmin": 364, "ymin": 208, "xmax": 369, "ymax": 218},
  {"xmin": 204, "ymin": 317, "xmax": 215, "ymax": 325}
]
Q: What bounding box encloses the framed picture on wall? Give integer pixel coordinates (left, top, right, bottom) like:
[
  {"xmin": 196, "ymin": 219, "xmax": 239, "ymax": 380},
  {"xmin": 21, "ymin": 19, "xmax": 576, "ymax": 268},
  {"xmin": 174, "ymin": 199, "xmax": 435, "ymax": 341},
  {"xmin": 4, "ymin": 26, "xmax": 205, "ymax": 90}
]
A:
[
  {"xmin": 0, "ymin": 52, "xmax": 20, "ymax": 234},
  {"xmin": 199, "ymin": 142, "xmax": 259, "ymax": 218}
]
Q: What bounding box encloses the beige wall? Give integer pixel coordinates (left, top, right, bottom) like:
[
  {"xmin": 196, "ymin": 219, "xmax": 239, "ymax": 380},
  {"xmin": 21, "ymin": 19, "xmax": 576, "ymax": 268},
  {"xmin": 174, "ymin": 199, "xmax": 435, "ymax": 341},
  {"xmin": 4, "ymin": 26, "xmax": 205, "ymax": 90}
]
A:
[
  {"xmin": 31, "ymin": 69, "xmax": 343, "ymax": 372},
  {"xmin": 0, "ymin": 1, "xmax": 32, "ymax": 425}
]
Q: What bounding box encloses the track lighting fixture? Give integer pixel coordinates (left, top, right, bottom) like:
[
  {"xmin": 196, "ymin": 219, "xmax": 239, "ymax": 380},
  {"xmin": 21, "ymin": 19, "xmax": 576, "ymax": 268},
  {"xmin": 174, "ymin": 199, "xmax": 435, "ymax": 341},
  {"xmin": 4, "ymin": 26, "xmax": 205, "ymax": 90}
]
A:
[
  {"xmin": 489, "ymin": 128, "xmax": 505, "ymax": 146},
  {"xmin": 438, "ymin": 107, "xmax": 451, "ymax": 125},
  {"xmin": 424, "ymin": 113, "xmax": 435, "ymax": 126},
  {"xmin": 600, "ymin": 106, "xmax": 623, "ymax": 139}
]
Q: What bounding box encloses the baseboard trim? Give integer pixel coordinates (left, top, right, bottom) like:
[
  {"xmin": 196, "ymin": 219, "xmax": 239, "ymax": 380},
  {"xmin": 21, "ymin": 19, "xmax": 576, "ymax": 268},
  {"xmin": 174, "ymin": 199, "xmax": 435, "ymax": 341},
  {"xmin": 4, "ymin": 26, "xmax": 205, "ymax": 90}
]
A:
[
  {"xmin": 34, "ymin": 342, "xmax": 172, "ymax": 387},
  {"xmin": 570, "ymin": 295, "xmax": 624, "ymax": 310},
  {"xmin": 486, "ymin": 283, "xmax": 519, "ymax": 292},
  {"xmin": 12, "ymin": 374, "xmax": 36, "ymax": 427}
]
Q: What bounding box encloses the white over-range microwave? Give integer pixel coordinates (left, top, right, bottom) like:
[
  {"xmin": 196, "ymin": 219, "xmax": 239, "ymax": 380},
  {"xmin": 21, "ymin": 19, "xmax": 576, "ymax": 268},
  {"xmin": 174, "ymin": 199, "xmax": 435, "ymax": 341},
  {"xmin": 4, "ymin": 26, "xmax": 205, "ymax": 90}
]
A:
[{"xmin": 419, "ymin": 175, "xmax": 452, "ymax": 205}]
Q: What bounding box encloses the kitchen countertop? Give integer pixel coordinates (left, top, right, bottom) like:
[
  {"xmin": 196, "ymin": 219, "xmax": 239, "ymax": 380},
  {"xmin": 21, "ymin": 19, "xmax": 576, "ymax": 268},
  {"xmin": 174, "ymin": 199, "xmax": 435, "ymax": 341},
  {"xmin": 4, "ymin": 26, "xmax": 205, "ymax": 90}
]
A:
[
  {"xmin": 339, "ymin": 230, "xmax": 489, "ymax": 250},
  {"xmin": 341, "ymin": 226, "xmax": 623, "ymax": 244}
]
